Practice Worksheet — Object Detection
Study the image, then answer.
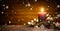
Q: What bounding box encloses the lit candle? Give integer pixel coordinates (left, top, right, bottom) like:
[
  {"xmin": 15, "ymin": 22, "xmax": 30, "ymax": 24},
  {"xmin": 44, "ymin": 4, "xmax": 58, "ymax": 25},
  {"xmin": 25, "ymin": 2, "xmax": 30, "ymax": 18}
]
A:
[{"xmin": 38, "ymin": 8, "xmax": 46, "ymax": 22}]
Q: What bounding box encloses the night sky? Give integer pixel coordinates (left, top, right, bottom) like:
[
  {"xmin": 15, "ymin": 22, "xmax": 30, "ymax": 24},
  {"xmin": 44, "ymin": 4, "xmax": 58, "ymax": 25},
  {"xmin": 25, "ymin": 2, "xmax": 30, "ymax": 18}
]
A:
[{"xmin": 0, "ymin": 0, "xmax": 60, "ymax": 25}]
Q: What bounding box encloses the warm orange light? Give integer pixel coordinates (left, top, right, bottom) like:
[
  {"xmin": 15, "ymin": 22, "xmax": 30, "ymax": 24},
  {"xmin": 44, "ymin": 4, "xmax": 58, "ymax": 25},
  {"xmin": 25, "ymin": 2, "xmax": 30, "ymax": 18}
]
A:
[
  {"xmin": 38, "ymin": 7, "xmax": 46, "ymax": 14},
  {"xmin": 40, "ymin": 8, "xmax": 44, "ymax": 12}
]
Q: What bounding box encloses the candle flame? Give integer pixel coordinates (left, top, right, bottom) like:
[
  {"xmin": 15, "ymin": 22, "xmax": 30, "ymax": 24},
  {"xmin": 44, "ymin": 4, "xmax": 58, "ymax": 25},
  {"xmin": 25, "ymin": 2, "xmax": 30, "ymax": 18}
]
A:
[{"xmin": 41, "ymin": 8, "xmax": 44, "ymax": 12}]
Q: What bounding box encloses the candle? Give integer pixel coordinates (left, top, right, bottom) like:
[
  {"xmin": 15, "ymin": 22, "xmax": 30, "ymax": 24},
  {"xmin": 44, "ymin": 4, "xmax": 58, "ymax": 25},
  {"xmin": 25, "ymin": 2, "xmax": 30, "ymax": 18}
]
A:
[{"xmin": 38, "ymin": 8, "xmax": 46, "ymax": 22}]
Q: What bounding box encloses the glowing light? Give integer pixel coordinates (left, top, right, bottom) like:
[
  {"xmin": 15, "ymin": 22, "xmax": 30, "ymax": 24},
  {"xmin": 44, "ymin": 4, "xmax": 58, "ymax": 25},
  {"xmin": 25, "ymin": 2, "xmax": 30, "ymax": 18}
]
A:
[
  {"xmin": 57, "ymin": 14, "xmax": 60, "ymax": 17},
  {"xmin": 1, "ymin": 12, "xmax": 4, "ymax": 14},
  {"xmin": 55, "ymin": 22, "xmax": 60, "ymax": 27},
  {"xmin": 47, "ymin": 17, "xmax": 51, "ymax": 20},
  {"xmin": 22, "ymin": 2, "xmax": 24, "ymax": 4},
  {"xmin": 34, "ymin": 18, "xmax": 36, "ymax": 21},
  {"xmin": 5, "ymin": 24, "xmax": 7, "ymax": 25},
  {"xmin": 24, "ymin": 23, "xmax": 26, "ymax": 25},
  {"xmin": 31, "ymin": 20, "xmax": 34, "ymax": 22},
  {"xmin": 40, "ymin": 8, "xmax": 44, "ymax": 12},
  {"xmin": 30, "ymin": 8, "xmax": 33, "ymax": 10},
  {"xmin": 9, "ymin": 21, "xmax": 11, "ymax": 24},
  {"xmin": 48, "ymin": 21, "xmax": 50, "ymax": 23},
  {"xmin": 35, "ymin": 0, "xmax": 37, "ymax": 2},
  {"xmin": 6, "ymin": 6, "xmax": 8, "ymax": 9},
  {"xmin": 46, "ymin": 14, "xmax": 49, "ymax": 16},
  {"xmin": 35, "ymin": 25, "xmax": 38, "ymax": 28},
  {"xmin": 3, "ymin": 4, "xmax": 5, "ymax": 7},
  {"xmin": 48, "ymin": 6, "xmax": 50, "ymax": 7},
  {"xmin": 57, "ymin": 5, "xmax": 60, "ymax": 8},
  {"xmin": 38, "ymin": 7, "xmax": 46, "ymax": 14},
  {"xmin": 27, "ymin": 3, "xmax": 30, "ymax": 7},
  {"xmin": 36, "ymin": 19, "xmax": 38, "ymax": 22},
  {"xmin": 47, "ymin": 17, "xmax": 53, "ymax": 21},
  {"xmin": 53, "ymin": 22, "xmax": 55, "ymax": 24},
  {"xmin": 28, "ymin": 22, "xmax": 31, "ymax": 25},
  {"xmin": 45, "ymin": 30, "xmax": 47, "ymax": 31}
]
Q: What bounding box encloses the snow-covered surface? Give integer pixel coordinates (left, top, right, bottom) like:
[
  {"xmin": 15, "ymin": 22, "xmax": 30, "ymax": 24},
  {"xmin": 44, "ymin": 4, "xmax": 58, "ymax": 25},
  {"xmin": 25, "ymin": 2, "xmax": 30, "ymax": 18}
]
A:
[{"xmin": 0, "ymin": 25, "xmax": 59, "ymax": 31}]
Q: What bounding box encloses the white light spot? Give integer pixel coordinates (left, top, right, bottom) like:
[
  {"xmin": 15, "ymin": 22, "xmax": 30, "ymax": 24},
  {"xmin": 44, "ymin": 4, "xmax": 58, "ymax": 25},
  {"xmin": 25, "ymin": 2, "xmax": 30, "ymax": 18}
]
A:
[
  {"xmin": 27, "ymin": 3, "xmax": 30, "ymax": 7},
  {"xmin": 48, "ymin": 21, "xmax": 50, "ymax": 23},
  {"xmin": 30, "ymin": 8, "xmax": 33, "ymax": 10},
  {"xmin": 34, "ymin": 0, "xmax": 37, "ymax": 2},
  {"xmin": 3, "ymin": 4, "xmax": 5, "ymax": 7},
  {"xmin": 45, "ymin": 30, "xmax": 47, "ymax": 31},
  {"xmin": 31, "ymin": 20, "xmax": 34, "ymax": 22},
  {"xmin": 50, "ymin": 17, "xmax": 53, "ymax": 21},
  {"xmin": 57, "ymin": 14, "xmax": 60, "ymax": 17},
  {"xmin": 34, "ymin": 18, "xmax": 36, "ymax": 21},
  {"xmin": 47, "ymin": 17, "xmax": 50, "ymax": 20},
  {"xmin": 35, "ymin": 25, "xmax": 38, "ymax": 28},
  {"xmin": 22, "ymin": 2, "xmax": 24, "ymax": 4},
  {"xmin": 25, "ymin": 3, "xmax": 31, "ymax": 7},
  {"xmin": 57, "ymin": 5, "xmax": 60, "ymax": 8},
  {"xmin": 5, "ymin": 24, "xmax": 7, "ymax": 25},
  {"xmin": 9, "ymin": 21, "xmax": 11, "ymax": 24},
  {"xmin": 1, "ymin": 12, "xmax": 4, "ymax": 14},
  {"xmin": 36, "ymin": 19, "xmax": 38, "ymax": 22},
  {"xmin": 53, "ymin": 22, "xmax": 55, "ymax": 24},
  {"xmin": 6, "ymin": 6, "xmax": 8, "ymax": 9},
  {"xmin": 28, "ymin": 22, "xmax": 31, "ymax": 25},
  {"xmin": 46, "ymin": 14, "xmax": 49, "ymax": 16},
  {"xmin": 24, "ymin": 23, "xmax": 26, "ymax": 25},
  {"xmin": 48, "ymin": 6, "xmax": 50, "ymax": 8},
  {"xmin": 55, "ymin": 22, "xmax": 60, "ymax": 27}
]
